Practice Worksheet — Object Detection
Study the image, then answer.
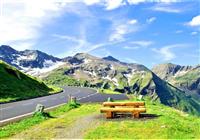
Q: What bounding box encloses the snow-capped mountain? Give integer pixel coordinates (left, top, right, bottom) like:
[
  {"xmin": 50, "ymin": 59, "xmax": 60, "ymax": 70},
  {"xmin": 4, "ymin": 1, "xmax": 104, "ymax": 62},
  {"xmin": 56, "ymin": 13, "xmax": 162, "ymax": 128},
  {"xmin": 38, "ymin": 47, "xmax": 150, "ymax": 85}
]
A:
[
  {"xmin": 0, "ymin": 45, "xmax": 65, "ymax": 76},
  {"xmin": 1, "ymin": 45, "xmax": 200, "ymax": 115}
]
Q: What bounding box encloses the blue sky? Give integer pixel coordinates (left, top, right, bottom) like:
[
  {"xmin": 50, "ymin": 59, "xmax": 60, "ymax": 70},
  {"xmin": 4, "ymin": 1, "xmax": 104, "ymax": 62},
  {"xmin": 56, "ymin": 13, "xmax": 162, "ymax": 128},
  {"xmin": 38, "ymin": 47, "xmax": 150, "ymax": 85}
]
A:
[{"xmin": 0, "ymin": 0, "xmax": 199, "ymax": 68}]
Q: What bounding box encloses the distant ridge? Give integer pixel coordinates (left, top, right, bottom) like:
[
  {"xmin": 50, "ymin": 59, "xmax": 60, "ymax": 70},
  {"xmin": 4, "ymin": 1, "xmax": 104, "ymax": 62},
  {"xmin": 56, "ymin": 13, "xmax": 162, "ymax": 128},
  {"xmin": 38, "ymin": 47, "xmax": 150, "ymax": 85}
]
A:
[{"xmin": 102, "ymin": 56, "xmax": 119, "ymax": 62}]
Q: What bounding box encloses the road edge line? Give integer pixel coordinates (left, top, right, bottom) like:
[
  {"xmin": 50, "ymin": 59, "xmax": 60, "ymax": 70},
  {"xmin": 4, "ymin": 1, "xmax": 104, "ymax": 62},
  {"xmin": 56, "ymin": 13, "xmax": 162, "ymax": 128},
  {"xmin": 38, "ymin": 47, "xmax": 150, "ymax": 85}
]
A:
[
  {"xmin": 0, "ymin": 92, "xmax": 98, "ymax": 126},
  {"xmin": 0, "ymin": 103, "xmax": 66, "ymax": 126}
]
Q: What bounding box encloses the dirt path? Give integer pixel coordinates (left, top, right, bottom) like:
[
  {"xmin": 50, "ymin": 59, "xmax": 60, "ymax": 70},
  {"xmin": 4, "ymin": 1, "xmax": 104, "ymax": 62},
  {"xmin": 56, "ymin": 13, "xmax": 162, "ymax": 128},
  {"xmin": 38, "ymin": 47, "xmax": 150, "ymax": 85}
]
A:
[{"xmin": 54, "ymin": 114, "xmax": 102, "ymax": 139}]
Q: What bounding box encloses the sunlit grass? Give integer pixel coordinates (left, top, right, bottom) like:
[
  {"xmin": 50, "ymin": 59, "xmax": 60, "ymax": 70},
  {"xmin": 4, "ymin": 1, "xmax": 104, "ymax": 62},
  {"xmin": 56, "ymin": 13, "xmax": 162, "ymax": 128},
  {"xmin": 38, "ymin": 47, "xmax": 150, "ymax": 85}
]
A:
[{"xmin": 85, "ymin": 100, "xmax": 200, "ymax": 139}]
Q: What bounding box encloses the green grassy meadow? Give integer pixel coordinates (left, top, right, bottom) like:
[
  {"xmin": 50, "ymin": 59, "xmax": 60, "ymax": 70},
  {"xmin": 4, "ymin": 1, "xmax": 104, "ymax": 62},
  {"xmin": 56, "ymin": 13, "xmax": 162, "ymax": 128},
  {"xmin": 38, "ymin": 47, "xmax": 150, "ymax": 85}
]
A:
[
  {"xmin": 85, "ymin": 101, "xmax": 200, "ymax": 139},
  {"xmin": 1, "ymin": 99, "xmax": 200, "ymax": 139}
]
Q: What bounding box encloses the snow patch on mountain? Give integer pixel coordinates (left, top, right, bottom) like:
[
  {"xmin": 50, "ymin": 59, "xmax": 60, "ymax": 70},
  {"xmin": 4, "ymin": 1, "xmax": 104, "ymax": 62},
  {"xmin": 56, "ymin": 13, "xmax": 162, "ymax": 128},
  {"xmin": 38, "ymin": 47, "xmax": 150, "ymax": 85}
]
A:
[
  {"xmin": 11, "ymin": 60, "xmax": 19, "ymax": 65},
  {"xmin": 43, "ymin": 60, "xmax": 56, "ymax": 67},
  {"xmin": 110, "ymin": 65, "xmax": 114, "ymax": 70},
  {"xmin": 83, "ymin": 70, "xmax": 94, "ymax": 76},
  {"xmin": 173, "ymin": 70, "xmax": 189, "ymax": 77},
  {"xmin": 17, "ymin": 54, "xmax": 37, "ymax": 61},
  {"xmin": 84, "ymin": 59, "xmax": 91, "ymax": 64},
  {"xmin": 102, "ymin": 75, "xmax": 119, "ymax": 86},
  {"xmin": 22, "ymin": 61, "xmax": 65, "ymax": 76},
  {"xmin": 112, "ymin": 77, "xmax": 119, "ymax": 86},
  {"xmin": 124, "ymin": 73, "xmax": 132, "ymax": 84}
]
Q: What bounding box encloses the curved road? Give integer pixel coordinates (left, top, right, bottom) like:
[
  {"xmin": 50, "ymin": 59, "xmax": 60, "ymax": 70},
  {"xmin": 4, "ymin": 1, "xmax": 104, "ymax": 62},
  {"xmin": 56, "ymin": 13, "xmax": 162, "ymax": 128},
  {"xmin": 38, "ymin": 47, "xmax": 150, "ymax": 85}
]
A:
[{"xmin": 0, "ymin": 86, "xmax": 128, "ymax": 123}]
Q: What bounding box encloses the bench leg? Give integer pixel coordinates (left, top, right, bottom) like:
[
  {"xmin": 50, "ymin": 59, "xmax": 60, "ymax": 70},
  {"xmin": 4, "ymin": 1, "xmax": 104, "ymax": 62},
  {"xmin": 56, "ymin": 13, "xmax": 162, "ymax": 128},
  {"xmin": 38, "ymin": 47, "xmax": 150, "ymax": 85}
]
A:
[
  {"xmin": 133, "ymin": 112, "xmax": 140, "ymax": 118},
  {"xmin": 106, "ymin": 112, "xmax": 113, "ymax": 119}
]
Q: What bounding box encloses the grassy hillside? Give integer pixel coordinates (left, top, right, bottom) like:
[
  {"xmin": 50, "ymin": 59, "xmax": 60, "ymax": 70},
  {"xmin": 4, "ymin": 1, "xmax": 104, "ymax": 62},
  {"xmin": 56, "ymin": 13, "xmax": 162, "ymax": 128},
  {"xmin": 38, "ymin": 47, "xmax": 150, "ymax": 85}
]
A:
[
  {"xmin": 0, "ymin": 61, "xmax": 61, "ymax": 103},
  {"xmin": 1, "ymin": 99, "xmax": 200, "ymax": 139},
  {"xmin": 43, "ymin": 66, "xmax": 88, "ymax": 86},
  {"xmin": 43, "ymin": 65, "xmax": 200, "ymax": 116}
]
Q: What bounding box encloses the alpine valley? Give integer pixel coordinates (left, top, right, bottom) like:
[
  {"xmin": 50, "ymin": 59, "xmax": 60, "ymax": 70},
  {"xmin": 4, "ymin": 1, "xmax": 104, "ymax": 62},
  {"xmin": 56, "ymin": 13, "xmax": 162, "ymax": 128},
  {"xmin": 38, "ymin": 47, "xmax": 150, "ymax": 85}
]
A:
[{"xmin": 0, "ymin": 45, "xmax": 200, "ymax": 116}]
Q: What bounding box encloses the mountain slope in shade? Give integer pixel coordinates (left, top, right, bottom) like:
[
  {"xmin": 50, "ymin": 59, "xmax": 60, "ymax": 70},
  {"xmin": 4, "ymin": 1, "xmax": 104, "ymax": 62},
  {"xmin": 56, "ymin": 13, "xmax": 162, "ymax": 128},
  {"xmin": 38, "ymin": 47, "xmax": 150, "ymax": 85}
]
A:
[
  {"xmin": 0, "ymin": 45, "xmax": 65, "ymax": 76},
  {"xmin": 0, "ymin": 60, "xmax": 57, "ymax": 103},
  {"xmin": 152, "ymin": 63, "xmax": 200, "ymax": 97},
  {"xmin": 43, "ymin": 53, "xmax": 200, "ymax": 116}
]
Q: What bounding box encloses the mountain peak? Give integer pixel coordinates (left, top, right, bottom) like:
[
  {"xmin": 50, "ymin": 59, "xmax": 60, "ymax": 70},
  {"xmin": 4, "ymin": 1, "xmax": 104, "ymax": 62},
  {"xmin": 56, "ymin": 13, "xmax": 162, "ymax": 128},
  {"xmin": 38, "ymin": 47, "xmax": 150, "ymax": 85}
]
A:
[
  {"xmin": 152, "ymin": 63, "xmax": 193, "ymax": 80},
  {"xmin": 0, "ymin": 45, "xmax": 14, "ymax": 49},
  {"xmin": 74, "ymin": 52, "xmax": 90, "ymax": 56},
  {"xmin": 102, "ymin": 56, "xmax": 119, "ymax": 62},
  {"xmin": 0, "ymin": 45, "xmax": 17, "ymax": 54},
  {"xmin": 74, "ymin": 53, "xmax": 98, "ymax": 60},
  {"xmin": 0, "ymin": 46, "xmax": 63, "ymax": 75},
  {"xmin": 153, "ymin": 63, "xmax": 178, "ymax": 67}
]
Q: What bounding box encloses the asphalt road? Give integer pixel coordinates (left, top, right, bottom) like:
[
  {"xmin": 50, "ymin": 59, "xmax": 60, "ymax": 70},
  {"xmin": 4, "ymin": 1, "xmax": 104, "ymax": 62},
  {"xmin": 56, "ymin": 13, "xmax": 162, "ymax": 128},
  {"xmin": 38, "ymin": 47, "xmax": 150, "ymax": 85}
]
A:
[{"xmin": 0, "ymin": 86, "xmax": 128, "ymax": 122}]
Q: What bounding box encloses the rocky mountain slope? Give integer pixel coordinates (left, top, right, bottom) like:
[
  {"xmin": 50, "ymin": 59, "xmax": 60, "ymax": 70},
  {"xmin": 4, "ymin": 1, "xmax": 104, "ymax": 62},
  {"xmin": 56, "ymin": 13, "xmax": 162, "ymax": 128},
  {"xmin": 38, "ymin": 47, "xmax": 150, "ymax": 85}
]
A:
[
  {"xmin": 0, "ymin": 60, "xmax": 59, "ymax": 103},
  {"xmin": 152, "ymin": 63, "xmax": 200, "ymax": 97},
  {"xmin": 0, "ymin": 45, "xmax": 64, "ymax": 76},
  {"xmin": 0, "ymin": 45, "xmax": 199, "ymax": 115},
  {"xmin": 44, "ymin": 53, "xmax": 200, "ymax": 115}
]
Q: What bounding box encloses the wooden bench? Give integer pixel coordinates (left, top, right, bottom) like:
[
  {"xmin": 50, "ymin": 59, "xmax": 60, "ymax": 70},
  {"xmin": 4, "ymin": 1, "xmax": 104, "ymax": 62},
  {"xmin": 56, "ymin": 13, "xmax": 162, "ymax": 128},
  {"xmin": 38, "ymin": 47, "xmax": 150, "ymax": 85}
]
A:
[
  {"xmin": 100, "ymin": 101, "xmax": 146, "ymax": 119},
  {"xmin": 103, "ymin": 101, "xmax": 145, "ymax": 108}
]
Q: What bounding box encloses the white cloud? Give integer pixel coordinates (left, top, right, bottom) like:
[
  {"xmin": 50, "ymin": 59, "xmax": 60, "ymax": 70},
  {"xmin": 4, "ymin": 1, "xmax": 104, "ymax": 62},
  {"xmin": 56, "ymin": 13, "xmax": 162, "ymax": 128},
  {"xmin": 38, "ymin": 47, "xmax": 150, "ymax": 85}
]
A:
[
  {"xmin": 82, "ymin": 0, "xmax": 180, "ymax": 10},
  {"xmin": 109, "ymin": 25, "xmax": 127, "ymax": 41},
  {"xmin": 187, "ymin": 15, "xmax": 200, "ymax": 27},
  {"xmin": 175, "ymin": 30, "xmax": 183, "ymax": 34},
  {"xmin": 83, "ymin": 0, "xmax": 101, "ymax": 5},
  {"xmin": 123, "ymin": 46, "xmax": 140, "ymax": 50},
  {"xmin": 53, "ymin": 33, "xmax": 124, "ymax": 57},
  {"xmin": 191, "ymin": 31, "xmax": 198, "ymax": 35},
  {"xmin": 152, "ymin": 44, "xmax": 188, "ymax": 61},
  {"xmin": 87, "ymin": 39, "xmax": 124, "ymax": 52},
  {"xmin": 83, "ymin": 0, "xmax": 125, "ymax": 10},
  {"xmin": 152, "ymin": 46, "xmax": 175, "ymax": 61},
  {"xmin": 52, "ymin": 34, "xmax": 86, "ymax": 45},
  {"xmin": 128, "ymin": 0, "xmax": 179, "ymax": 5},
  {"xmin": 130, "ymin": 40, "xmax": 154, "ymax": 47},
  {"xmin": 105, "ymin": 0, "xmax": 125, "ymax": 10},
  {"xmin": 52, "ymin": 33, "xmax": 91, "ymax": 56},
  {"xmin": 127, "ymin": 0, "xmax": 146, "ymax": 5},
  {"xmin": 0, "ymin": 1, "xmax": 66, "ymax": 50},
  {"xmin": 151, "ymin": 3, "xmax": 182, "ymax": 13},
  {"xmin": 128, "ymin": 19, "xmax": 138, "ymax": 24},
  {"xmin": 157, "ymin": 0, "xmax": 180, "ymax": 2},
  {"xmin": 8, "ymin": 42, "xmax": 35, "ymax": 51},
  {"xmin": 146, "ymin": 17, "xmax": 156, "ymax": 24},
  {"xmin": 109, "ymin": 19, "xmax": 139, "ymax": 42},
  {"xmin": 123, "ymin": 40, "xmax": 153, "ymax": 50}
]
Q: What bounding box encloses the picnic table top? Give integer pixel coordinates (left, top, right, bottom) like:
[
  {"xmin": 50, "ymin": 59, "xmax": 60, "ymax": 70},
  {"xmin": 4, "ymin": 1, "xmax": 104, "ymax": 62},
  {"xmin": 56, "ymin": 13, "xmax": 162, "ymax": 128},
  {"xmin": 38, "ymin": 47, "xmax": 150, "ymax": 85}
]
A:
[
  {"xmin": 100, "ymin": 107, "xmax": 146, "ymax": 112},
  {"xmin": 103, "ymin": 101, "xmax": 145, "ymax": 106}
]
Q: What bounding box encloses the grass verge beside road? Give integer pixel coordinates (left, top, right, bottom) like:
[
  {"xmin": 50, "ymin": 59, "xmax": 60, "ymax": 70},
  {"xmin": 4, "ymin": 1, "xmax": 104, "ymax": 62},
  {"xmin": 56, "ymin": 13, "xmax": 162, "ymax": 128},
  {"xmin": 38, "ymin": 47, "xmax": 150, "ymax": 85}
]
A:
[
  {"xmin": 1, "ymin": 99, "xmax": 200, "ymax": 139},
  {"xmin": 0, "ymin": 102, "xmax": 81, "ymax": 138}
]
